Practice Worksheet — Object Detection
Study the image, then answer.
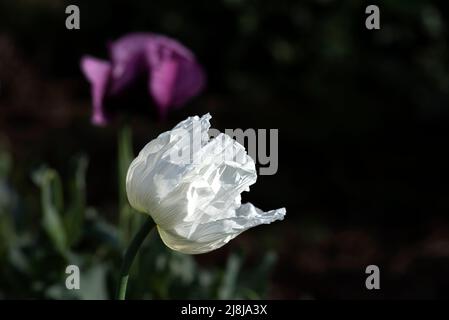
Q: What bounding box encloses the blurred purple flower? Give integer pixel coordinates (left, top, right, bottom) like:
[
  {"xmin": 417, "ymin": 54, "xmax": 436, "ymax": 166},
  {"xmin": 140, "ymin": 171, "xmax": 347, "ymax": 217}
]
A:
[{"xmin": 81, "ymin": 33, "xmax": 206, "ymax": 126}]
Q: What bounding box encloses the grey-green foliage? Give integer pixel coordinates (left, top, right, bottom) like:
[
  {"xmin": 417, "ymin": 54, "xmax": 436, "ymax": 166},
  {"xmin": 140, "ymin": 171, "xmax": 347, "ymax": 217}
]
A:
[
  {"xmin": 0, "ymin": 146, "xmax": 276, "ymax": 299},
  {"xmin": 32, "ymin": 167, "xmax": 68, "ymax": 254},
  {"xmin": 32, "ymin": 155, "xmax": 88, "ymax": 254},
  {"xmin": 131, "ymin": 234, "xmax": 277, "ymax": 300}
]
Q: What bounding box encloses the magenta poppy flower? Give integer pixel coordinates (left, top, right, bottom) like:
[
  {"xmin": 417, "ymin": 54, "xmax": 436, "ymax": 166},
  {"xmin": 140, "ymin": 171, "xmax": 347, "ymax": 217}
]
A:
[{"xmin": 81, "ymin": 33, "xmax": 206, "ymax": 126}]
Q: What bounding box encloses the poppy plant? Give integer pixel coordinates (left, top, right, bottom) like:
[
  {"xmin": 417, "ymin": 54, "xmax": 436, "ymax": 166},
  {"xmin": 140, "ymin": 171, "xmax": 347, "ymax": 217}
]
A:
[{"xmin": 117, "ymin": 114, "xmax": 286, "ymax": 299}]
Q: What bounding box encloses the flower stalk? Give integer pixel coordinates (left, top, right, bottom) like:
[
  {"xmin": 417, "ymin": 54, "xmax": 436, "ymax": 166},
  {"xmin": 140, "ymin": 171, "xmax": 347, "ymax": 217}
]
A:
[
  {"xmin": 118, "ymin": 124, "xmax": 139, "ymax": 246},
  {"xmin": 116, "ymin": 216, "xmax": 155, "ymax": 300}
]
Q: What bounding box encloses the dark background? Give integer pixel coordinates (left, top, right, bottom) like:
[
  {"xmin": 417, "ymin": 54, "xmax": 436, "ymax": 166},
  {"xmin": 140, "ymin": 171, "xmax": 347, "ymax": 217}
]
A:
[{"xmin": 1, "ymin": 0, "xmax": 449, "ymax": 299}]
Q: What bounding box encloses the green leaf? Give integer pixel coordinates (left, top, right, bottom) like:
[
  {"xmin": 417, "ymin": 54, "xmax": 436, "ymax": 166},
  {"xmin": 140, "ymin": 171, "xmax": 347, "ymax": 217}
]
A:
[
  {"xmin": 33, "ymin": 168, "xmax": 67, "ymax": 254},
  {"xmin": 65, "ymin": 155, "xmax": 88, "ymax": 247},
  {"xmin": 218, "ymin": 254, "xmax": 241, "ymax": 299}
]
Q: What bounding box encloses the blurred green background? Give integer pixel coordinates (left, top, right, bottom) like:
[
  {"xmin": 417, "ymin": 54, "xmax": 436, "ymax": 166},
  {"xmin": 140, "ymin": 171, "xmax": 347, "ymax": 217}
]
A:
[{"xmin": 1, "ymin": 0, "xmax": 449, "ymax": 299}]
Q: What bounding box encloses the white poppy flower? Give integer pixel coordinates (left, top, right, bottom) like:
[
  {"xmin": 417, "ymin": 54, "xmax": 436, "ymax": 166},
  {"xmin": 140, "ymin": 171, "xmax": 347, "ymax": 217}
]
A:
[{"xmin": 126, "ymin": 113, "xmax": 286, "ymax": 254}]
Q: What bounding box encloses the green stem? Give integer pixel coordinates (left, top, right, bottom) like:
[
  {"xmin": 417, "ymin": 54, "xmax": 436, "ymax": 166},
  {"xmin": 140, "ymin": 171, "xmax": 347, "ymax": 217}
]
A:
[
  {"xmin": 118, "ymin": 124, "xmax": 134, "ymax": 246},
  {"xmin": 116, "ymin": 216, "xmax": 156, "ymax": 300}
]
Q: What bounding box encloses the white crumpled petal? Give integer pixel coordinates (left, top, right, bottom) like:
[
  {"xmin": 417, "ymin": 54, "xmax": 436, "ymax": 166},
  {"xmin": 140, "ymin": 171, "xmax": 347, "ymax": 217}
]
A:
[{"xmin": 126, "ymin": 113, "xmax": 286, "ymax": 254}]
